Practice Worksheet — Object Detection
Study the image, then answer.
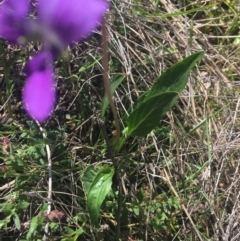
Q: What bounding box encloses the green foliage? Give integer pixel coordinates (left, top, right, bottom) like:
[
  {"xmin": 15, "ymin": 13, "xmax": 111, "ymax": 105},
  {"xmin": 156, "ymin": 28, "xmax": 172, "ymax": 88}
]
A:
[
  {"xmin": 0, "ymin": 49, "xmax": 204, "ymax": 240},
  {"xmin": 0, "ymin": 192, "xmax": 29, "ymax": 230},
  {"xmin": 126, "ymin": 92, "xmax": 178, "ymax": 136},
  {"xmin": 82, "ymin": 166, "xmax": 114, "ymax": 226},
  {"xmin": 126, "ymin": 51, "xmax": 203, "ymax": 137},
  {"xmin": 145, "ymin": 51, "xmax": 204, "ymax": 98},
  {"xmin": 61, "ymin": 228, "xmax": 84, "ymax": 241},
  {"xmin": 26, "ymin": 216, "xmax": 40, "ymax": 240},
  {"xmin": 129, "ymin": 190, "xmax": 181, "ymax": 237}
]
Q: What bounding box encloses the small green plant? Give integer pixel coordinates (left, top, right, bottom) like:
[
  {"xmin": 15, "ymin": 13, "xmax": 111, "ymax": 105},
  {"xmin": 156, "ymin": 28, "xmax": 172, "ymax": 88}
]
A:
[{"xmin": 85, "ymin": 51, "xmax": 203, "ymax": 227}]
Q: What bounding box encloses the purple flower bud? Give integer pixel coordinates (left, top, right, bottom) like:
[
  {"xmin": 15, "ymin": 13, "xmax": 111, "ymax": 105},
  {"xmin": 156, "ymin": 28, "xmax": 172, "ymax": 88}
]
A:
[
  {"xmin": 22, "ymin": 51, "xmax": 56, "ymax": 122},
  {"xmin": 23, "ymin": 69, "xmax": 56, "ymax": 122}
]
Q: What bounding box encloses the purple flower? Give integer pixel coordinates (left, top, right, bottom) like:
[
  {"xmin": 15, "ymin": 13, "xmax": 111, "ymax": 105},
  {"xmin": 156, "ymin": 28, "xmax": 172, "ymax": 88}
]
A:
[
  {"xmin": 23, "ymin": 67, "xmax": 56, "ymax": 122},
  {"xmin": 0, "ymin": 0, "xmax": 109, "ymax": 122},
  {"xmin": 37, "ymin": 0, "xmax": 109, "ymax": 48},
  {"xmin": 23, "ymin": 51, "xmax": 56, "ymax": 122},
  {"xmin": 0, "ymin": 0, "xmax": 30, "ymax": 43}
]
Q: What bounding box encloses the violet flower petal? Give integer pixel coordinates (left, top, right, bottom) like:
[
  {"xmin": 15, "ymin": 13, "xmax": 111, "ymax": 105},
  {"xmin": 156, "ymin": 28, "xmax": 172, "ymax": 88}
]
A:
[
  {"xmin": 37, "ymin": 0, "xmax": 109, "ymax": 46},
  {"xmin": 1, "ymin": 0, "xmax": 29, "ymax": 18},
  {"xmin": 23, "ymin": 69, "xmax": 56, "ymax": 122},
  {"xmin": 23, "ymin": 50, "xmax": 54, "ymax": 77},
  {"xmin": 0, "ymin": 0, "xmax": 30, "ymax": 43}
]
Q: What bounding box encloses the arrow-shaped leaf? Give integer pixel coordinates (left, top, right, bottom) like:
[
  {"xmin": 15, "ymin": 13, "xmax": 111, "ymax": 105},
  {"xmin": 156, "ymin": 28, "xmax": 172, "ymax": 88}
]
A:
[
  {"xmin": 127, "ymin": 92, "xmax": 178, "ymax": 136},
  {"xmin": 145, "ymin": 51, "xmax": 204, "ymax": 99}
]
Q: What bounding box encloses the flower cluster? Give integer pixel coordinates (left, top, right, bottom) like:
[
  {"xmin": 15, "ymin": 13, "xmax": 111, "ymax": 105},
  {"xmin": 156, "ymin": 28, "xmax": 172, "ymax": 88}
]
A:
[{"xmin": 0, "ymin": 0, "xmax": 109, "ymax": 122}]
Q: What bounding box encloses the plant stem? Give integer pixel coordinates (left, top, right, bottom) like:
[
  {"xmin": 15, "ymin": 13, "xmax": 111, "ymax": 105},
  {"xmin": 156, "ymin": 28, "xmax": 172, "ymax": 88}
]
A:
[{"xmin": 36, "ymin": 121, "xmax": 52, "ymax": 241}]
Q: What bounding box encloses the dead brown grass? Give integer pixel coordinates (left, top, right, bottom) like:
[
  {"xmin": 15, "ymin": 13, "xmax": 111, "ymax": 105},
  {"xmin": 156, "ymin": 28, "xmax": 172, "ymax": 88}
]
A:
[{"xmin": 107, "ymin": 0, "xmax": 240, "ymax": 240}]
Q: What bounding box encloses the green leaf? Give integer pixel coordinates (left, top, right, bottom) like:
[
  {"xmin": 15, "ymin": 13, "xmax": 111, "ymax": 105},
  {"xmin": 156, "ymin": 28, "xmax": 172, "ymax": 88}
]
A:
[
  {"xmin": 76, "ymin": 228, "xmax": 84, "ymax": 236},
  {"xmin": 61, "ymin": 228, "xmax": 83, "ymax": 241},
  {"xmin": 0, "ymin": 203, "xmax": 13, "ymax": 215},
  {"xmin": 127, "ymin": 92, "xmax": 178, "ymax": 136},
  {"xmin": 26, "ymin": 216, "xmax": 39, "ymax": 240},
  {"xmin": 73, "ymin": 228, "xmax": 84, "ymax": 241},
  {"xmin": 145, "ymin": 51, "xmax": 204, "ymax": 99},
  {"xmin": 100, "ymin": 75, "xmax": 125, "ymax": 118},
  {"xmin": 0, "ymin": 215, "xmax": 11, "ymax": 229},
  {"xmin": 13, "ymin": 213, "xmax": 21, "ymax": 230},
  {"xmin": 78, "ymin": 56, "xmax": 102, "ymax": 73},
  {"xmin": 87, "ymin": 167, "xmax": 114, "ymax": 226},
  {"xmin": 134, "ymin": 92, "xmax": 147, "ymax": 109},
  {"xmin": 82, "ymin": 165, "xmax": 97, "ymax": 195}
]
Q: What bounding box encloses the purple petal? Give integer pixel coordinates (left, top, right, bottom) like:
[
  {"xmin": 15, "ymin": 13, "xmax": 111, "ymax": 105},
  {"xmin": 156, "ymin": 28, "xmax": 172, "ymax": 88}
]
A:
[
  {"xmin": 0, "ymin": 0, "xmax": 30, "ymax": 43},
  {"xmin": 23, "ymin": 50, "xmax": 54, "ymax": 77},
  {"xmin": 37, "ymin": 0, "xmax": 109, "ymax": 46},
  {"xmin": 1, "ymin": 0, "xmax": 30, "ymax": 18},
  {"xmin": 23, "ymin": 69, "xmax": 56, "ymax": 122}
]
